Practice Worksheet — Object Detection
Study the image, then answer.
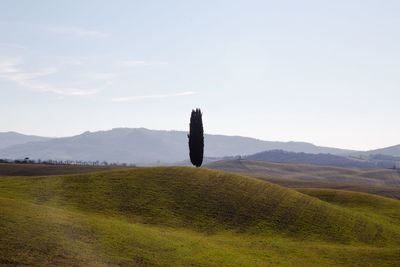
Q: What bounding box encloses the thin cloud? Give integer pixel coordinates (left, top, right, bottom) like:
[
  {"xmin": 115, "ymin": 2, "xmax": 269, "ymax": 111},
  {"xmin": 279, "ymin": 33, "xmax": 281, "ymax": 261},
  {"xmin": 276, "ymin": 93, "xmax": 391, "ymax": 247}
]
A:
[
  {"xmin": 0, "ymin": 21, "xmax": 109, "ymax": 38},
  {"xmin": 0, "ymin": 58, "xmax": 106, "ymax": 96},
  {"xmin": 112, "ymin": 91, "xmax": 198, "ymax": 102},
  {"xmin": 4, "ymin": 68, "xmax": 57, "ymax": 81},
  {"xmin": 17, "ymin": 80, "xmax": 101, "ymax": 96},
  {"xmin": 46, "ymin": 25, "xmax": 110, "ymax": 38},
  {"xmin": 0, "ymin": 58, "xmax": 22, "ymax": 73}
]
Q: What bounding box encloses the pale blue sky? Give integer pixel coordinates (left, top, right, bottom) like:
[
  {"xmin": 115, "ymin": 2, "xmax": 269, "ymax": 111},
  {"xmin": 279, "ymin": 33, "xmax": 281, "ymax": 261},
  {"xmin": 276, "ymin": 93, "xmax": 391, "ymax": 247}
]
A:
[{"xmin": 0, "ymin": 0, "xmax": 399, "ymax": 150}]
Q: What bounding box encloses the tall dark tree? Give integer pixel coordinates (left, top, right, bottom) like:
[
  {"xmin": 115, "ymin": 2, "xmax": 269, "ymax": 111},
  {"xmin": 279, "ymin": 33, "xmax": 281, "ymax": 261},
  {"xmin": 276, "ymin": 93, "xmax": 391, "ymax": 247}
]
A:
[{"xmin": 188, "ymin": 108, "xmax": 204, "ymax": 167}]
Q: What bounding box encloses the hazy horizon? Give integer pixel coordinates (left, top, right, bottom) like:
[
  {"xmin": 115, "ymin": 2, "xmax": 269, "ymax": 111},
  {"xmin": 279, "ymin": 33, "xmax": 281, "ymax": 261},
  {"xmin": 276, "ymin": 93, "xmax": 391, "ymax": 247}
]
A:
[
  {"xmin": 1, "ymin": 1, "xmax": 399, "ymax": 150},
  {"xmin": 1, "ymin": 126, "xmax": 396, "ymax": 152}
]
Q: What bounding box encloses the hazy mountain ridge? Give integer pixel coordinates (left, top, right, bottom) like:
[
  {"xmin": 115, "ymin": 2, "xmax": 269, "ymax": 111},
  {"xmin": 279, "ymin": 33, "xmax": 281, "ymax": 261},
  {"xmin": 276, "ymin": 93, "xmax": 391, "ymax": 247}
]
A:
[
  {"xmin": 0, "ymin": 132, "xmax": 51, "ymax": 149},
  {"xmin": 0, "ymin": 128, "xmax": 359, "ymax": 164},
  {"xmin": 0, "ymin": 128, "xmax": 398, "ymax": 165}
]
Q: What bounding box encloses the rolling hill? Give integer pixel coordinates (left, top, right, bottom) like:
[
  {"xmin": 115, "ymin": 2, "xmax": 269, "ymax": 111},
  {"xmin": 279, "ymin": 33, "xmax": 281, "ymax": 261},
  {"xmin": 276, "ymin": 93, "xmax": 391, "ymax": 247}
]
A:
[
  {"xmin": 0, "ymin": 167, "xmax": 400, "ymax": 265},
  {"xmin": 244, "ymin": 149, "xmax": 377, "ymax": 168},
  {"xmin": 259, "ymin": 176, "xmax": 400, "ymax": 200},
  {"xmin": 364, "ymin": 144, "xmax": 400, "ymax": 157},
  {"xmin": 205, "ymin": 159, "xmax": 400, "ymax": 187},
  {"xmin": 242, "ymin": 149, "xmax": 400, "ymax": 169}
]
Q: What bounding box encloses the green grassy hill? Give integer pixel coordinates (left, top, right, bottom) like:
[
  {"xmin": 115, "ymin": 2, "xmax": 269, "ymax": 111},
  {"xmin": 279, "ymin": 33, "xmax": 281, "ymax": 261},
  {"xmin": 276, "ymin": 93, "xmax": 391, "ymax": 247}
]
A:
[
  {"xmin": 297, "ymin": 188, "xmax": 400, "ymax": 234},
  {"xmin": 1, "ymin": 167, "xmax": 400, "ymax": 266},
  {"xmin": 205, "ymin": 159, "xmax": 400, "ymax": 186},
  {"xmin": 298, "ymin": 188, "xmax": 400, "ymax": 217},
  {"xmin": 261, "ymin": 176, "xmax": 400, "ymax": 200}
]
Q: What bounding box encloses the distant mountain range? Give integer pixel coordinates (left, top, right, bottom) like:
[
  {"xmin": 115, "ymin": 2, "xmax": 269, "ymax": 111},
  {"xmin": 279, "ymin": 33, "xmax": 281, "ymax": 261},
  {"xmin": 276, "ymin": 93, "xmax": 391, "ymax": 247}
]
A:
[
  {"xmin": 0, "ymin": 132, "xmax": 51, "ymax": 149},
  {"xmin": 0, "ymin": 128, "xmax": 398, "ymax": 165}
]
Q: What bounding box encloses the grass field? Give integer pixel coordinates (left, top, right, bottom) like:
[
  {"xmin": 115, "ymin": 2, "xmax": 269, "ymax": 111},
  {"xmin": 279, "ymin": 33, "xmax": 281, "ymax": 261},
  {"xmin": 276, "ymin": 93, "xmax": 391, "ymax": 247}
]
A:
[
  {"xmin": 1, "ymin": 166, "xmax": 400, "ymax": 266},
  {"xmin": 260, "ymin": 176, "xmax": 400, "ymax": 200},
  {"xmin": 205, "ymin": 159, "xmax": 400, "ymax": 200}
]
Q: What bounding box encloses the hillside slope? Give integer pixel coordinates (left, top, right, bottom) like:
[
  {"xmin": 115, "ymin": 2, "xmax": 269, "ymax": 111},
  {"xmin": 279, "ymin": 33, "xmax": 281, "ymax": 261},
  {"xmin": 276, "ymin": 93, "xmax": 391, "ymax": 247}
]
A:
[
  {"xmin": 2, "ymin": 197, "xmax": 399, "ymax": 266},
  {"xmin": 0, "ymin": 167, "xmax": 399, "ymax": 246},
  {"xmin": 297, "ymin": 188, "xmax": 400, "ymax": 227},
  {"xmin": 366, "ymin": 144, "xmax": 400, "ymax": 157},
  {"xmin": 259, "ymin": 176, "xmax": 400, "ymax": 200},
  {"xmin": 205, "ymin": 159, "xmax": 400, "ymax": 187},
  {"xmin": 245, "ymin": 149, "xmax": 377, "ymax": 168},
  {"xmin": 1, "ymin": 167, "xmax": 400, "ymax": 265}
]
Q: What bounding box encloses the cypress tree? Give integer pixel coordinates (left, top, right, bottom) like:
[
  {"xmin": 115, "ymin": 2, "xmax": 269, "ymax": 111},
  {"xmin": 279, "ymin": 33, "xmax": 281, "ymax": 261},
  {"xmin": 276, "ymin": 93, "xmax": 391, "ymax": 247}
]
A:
[{"xmin": 188, "ymin": 108, "xmax": 204, "ymax": 167}]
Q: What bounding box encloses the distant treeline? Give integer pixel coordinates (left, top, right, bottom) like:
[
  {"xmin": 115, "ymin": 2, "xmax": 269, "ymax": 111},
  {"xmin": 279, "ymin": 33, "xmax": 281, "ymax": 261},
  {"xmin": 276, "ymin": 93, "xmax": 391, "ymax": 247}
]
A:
[{"xmin": 0, "ymin": 158, "xmax": 136, "ymax": 167}]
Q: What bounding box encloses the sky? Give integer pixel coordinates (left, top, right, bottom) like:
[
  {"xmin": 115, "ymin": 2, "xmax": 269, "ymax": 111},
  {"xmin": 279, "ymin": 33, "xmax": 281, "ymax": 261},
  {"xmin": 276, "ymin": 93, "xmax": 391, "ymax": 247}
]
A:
[{"xmin": 0, "ymin": 0, "xmax": 399, "ymax": 151}]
